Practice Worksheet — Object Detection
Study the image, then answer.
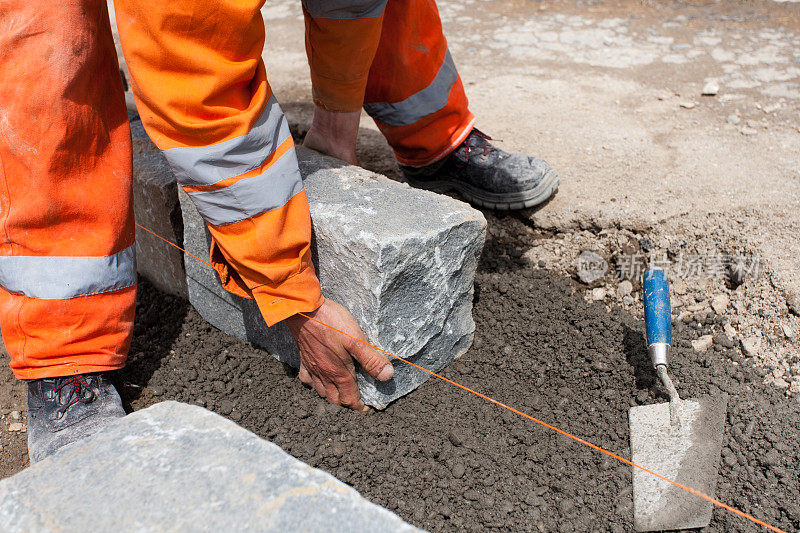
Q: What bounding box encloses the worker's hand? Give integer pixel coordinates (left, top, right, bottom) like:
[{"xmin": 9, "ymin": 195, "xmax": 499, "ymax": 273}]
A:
[{"xmin": 285, "ymin": 299, "xmax": 394, "ymax": 411}]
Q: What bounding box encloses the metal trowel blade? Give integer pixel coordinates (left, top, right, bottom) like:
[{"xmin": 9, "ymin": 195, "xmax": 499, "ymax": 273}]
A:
[{"xmin": 629, "ymin": 394, "xmax": 728, "ymax": 532}]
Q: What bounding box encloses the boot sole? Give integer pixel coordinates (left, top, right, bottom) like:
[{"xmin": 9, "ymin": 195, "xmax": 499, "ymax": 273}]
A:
[{"xmin": 405, "ymin": 169, "xmax": 560, "ymax": 211}]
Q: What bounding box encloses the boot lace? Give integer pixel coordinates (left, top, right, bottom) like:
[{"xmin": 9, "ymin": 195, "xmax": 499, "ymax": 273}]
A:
[
  {"xmin": 54, "ymin": 375, "xmax": 96, "ymax": 416},
  {"xmin": 457, "ymin": 129, "xmax": 497, "ymax": 166}
]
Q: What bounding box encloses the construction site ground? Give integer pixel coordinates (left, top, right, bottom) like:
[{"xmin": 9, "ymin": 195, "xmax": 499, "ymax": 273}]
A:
[{"xmin": 2, "ymin": 0, "xmax": 799, "ymax": 531}]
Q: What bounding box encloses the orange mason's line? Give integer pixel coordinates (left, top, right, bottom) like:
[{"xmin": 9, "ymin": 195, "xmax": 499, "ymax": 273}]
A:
[
  {"xmin": 135, "ymin": 224, "xmax": 213, "ymax": 268},
  {"xmin": 137, "ymin": 223, "xmax": 786, "ymax": 533}
]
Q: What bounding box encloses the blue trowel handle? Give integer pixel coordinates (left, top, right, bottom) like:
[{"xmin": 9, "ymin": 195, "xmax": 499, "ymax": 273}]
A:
[{"xmin": 643, "ymin": 269, "xmax": 671, "ymax": 367}]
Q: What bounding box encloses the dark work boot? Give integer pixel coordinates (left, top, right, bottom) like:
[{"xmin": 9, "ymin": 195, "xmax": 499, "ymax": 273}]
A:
[
  {"xmin": 400, "ymin": 129, "xmax": 559, "ymax": 210},
  {"xmin": 27, "ymin": 373, "xmax": 126, "ymax": 463}
]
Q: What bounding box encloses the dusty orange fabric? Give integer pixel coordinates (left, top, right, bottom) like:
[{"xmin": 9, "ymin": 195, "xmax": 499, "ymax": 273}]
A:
[
  {"xmin": 0, "ymin": 0, "xmax": 135, "ymax": 379},
  {"xmin": 373, "ymin": 77, "xmax": 474, "ymax": 167},
  {"xmin": 116, "ymin": 0, "xmax": 323, "ymax": 325},
  {"xmin": 1, "ymin": 288, "xmax": 136, "ymax": 380},
  {"xmin": 207, "ymin": 191, "xmax": 324, "ymax": 326},
  {"xmin": 1, "ymin": 0, "xmax": 470, "ymax": 380},
  {"xmin": 304, "ymin": 0, "xmax": 474, "ymax": 166},
  {"xmin": 303, "ymin": 8, "xmax": 385, "ymax": 112},
  {"xmin": 0, "ymin": 1, "xmax": 134, "ymax": 258},
  {"xmin": 114, "ymin": 0, "xmax": 272, "ymax": 150},
  {"xmin": 367, "ymin": 0, "xmax": 450, "ymax": 102},
  {"xmin": 364, "ymin": 0, "xmax": 474, "ymax": 166}
]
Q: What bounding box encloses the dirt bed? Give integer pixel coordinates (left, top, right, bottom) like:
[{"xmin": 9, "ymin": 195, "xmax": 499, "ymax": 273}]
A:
[
  {"xmin": 2, "ymin": 212, "xmax": 798, "ymax": 531},
  {"xmin": 110, "ymin": 212, "xmax": 796, "ymax": 532},
  {"xmin": 0, "ymin": 360, "xmax": 28, "ymax": 478}
]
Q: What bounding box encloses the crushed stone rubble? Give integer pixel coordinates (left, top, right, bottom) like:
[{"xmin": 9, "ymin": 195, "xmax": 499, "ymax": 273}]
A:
[{"xmin": 521, "ymin": 219, "xmax": 800, "ymax": 397}]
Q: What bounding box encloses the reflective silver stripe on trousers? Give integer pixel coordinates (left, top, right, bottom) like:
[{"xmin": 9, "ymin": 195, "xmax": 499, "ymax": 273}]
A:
[
  {"xmin": 186, "ymin": 146, "xmax": 304, "ymax": 226},
  {"xmin": 302, "ymin": 0, "xmax": 387, "ymax": 19},
  {"xmin": 0, "ymin": 245, "xmax": 137, "ymax": 300},
  {"xmin": 364, "ymin": 50, "xmax": 458, "ymax": 127},
  {"xmin": 162, "ymin": 96, "xmax": 304, "ymax": 226},
  {"xmin": 162, "ymin": 95, "xmax": 289, "ymax": 188}
]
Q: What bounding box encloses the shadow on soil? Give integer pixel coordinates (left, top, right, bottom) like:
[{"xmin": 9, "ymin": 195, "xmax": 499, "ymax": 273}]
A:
[
  {"xmin": 623, "ymin": 324, "xmax": 657, "ymax": 392},
  {"xmin": 114, "ymin": 278, "xmax": 189, "ymax": 411}
]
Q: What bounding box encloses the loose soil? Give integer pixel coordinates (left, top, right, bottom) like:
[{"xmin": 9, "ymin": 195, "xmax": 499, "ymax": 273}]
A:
[
  {"xmin": 1, "ymin": 0, "xmax": 797, "ymax": 528},
  {"xmin": 4, "ymin": 211, "xmax": 795, "ymax": 532},
  {"xmin": 131, "ymin": 210, "xmax": 800, "ymax": 532},
  {"xmin": 0, "ymin": 360, "xmax": 28, "ymax": 479}
]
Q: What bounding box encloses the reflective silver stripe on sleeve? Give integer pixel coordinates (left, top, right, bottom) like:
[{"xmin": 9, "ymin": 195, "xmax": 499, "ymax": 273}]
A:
[
  {"xmin": 162, "ymin": 95, "xmax": 289, "ymax": 188},
  {"xmin": 302, "ymin": 0, "xmax": 387, "ymax": 19},
  {"xmin": 186, "ymin": 146, "xmax": 304, "ymax": 226},
  {"xmin": 364, "ymin": 50, "xmax": 458, "ymax": 127},
  {"xmin": 0, "ymin": 245, "xmax": 137, "ymax": 300}
]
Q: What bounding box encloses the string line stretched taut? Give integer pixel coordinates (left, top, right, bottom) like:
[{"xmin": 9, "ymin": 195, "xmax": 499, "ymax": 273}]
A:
[{"xmin": 135, "ymin": 222, "xmax": 786, "ymax": 533}]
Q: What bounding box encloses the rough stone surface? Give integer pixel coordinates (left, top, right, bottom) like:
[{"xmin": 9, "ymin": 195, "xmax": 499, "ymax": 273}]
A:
[
  {"xmin": 723, "ymin": 323, "xmax": 737, "ymax": 340},
  {"xmin": 710, "ymin": 293, "xmax": 729, "ymax": 314},
  {"xmin": 0, "ymin": 402, "xmax": 417, "ymax": 532},
  {"xmin": 741, "ymin": 336, "xmax": 762, "ymax": 357},
  {"xmin": 179, "ymin": 147, "xmax": 486, "ymax": 409},
  {"xmin": 129, "ymin": 119, "xmax": 485, "ymax": 408},
  {"xmin": 701, "ymin": 80, "xmax": 720, "ymax": 96},
  {"xmin": 691, "ymin": 334, "xmax": 713, "ymax": 353},
  {"xmin": 130, "ymin": 116, "xmax": 187, "ymax": 298},
  {"xmin": 617, "ymin": 280, "xmax": 633, "ymax": 298}
]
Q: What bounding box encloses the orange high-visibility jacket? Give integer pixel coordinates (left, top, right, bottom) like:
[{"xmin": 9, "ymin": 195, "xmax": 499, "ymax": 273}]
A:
[{"xmin": 0, "ymin": 0, "xmax": 473, "ymax": 379}]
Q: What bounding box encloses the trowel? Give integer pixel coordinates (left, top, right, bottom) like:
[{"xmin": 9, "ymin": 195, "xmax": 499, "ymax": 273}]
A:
[{"xmin": 629, "ymin": 269, "xmax": 727, "ymax": 531}]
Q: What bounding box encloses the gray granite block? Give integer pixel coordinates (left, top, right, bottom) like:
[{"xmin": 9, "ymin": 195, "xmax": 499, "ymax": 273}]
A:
[
  {"xmin": 131, "ymin": 117, "xmax": 187, "ymax": 298},
  {"xmin": 0, "ymin": 402, "xmax": 419, "ymax": 532},
  {"xmin": 181, "ymin": 148, "xmax": 486, "ymax": 409},
  {"xmin": 130, "ymin": 115, "xmax": 486, "ymax": 408}
]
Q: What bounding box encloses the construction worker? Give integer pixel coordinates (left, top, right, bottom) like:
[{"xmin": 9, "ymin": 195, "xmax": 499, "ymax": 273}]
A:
[{"xmin": 0, "ymin": 0, "xmax": 559, "ymax": 463}]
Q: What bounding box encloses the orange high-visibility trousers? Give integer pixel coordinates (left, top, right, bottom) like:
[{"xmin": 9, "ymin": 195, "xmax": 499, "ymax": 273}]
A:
[
  {"xmin": 114, "ymin": 0, "xmax": 325, "ymax": 327},
  {"xmin": 303, "ymin": 0, "xmax": 476, "ymax": 166},
  {"xmin": 0, "ymin": 0, "xmax": 136, "ymax": 379},
  {"xmin": 1, "ymin": 0, "xmax": 473, "ymax": 379},
  {"xmin": 0, "ymin": 0, "xmax": 324, "ymax": 379}
]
